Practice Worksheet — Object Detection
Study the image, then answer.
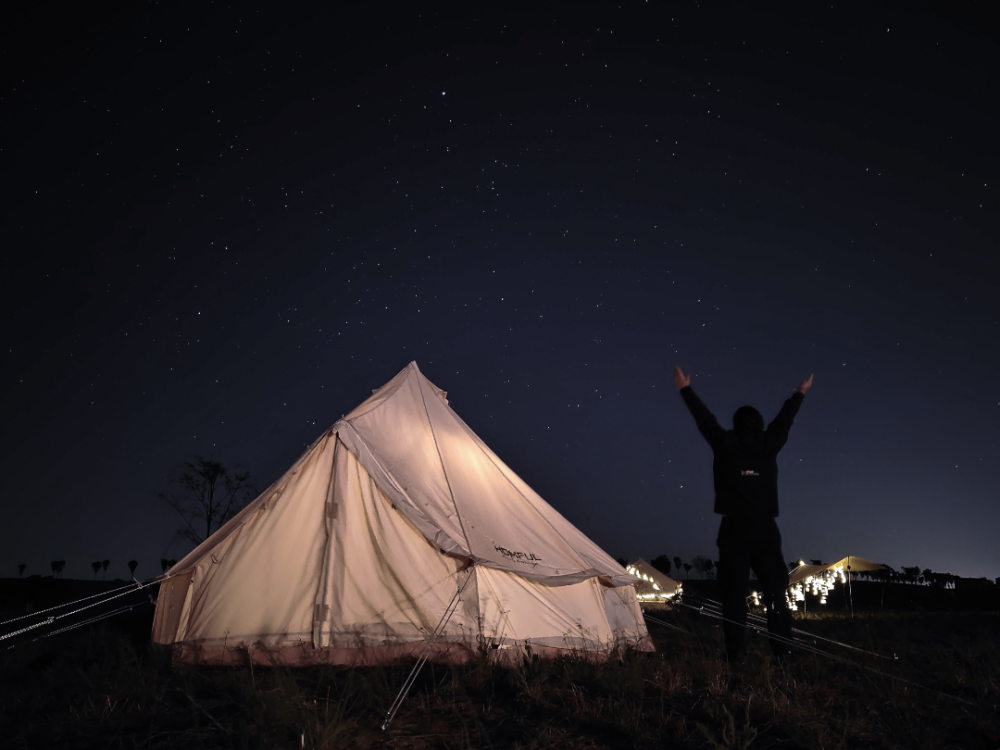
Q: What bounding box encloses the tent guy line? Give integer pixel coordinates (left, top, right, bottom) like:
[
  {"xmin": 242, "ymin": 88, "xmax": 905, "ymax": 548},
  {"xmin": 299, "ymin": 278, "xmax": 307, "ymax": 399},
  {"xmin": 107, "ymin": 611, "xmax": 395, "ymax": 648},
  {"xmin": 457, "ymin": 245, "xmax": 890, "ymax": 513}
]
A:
[
  {"xmin": 0, "ymin": 581, "xmax": 142, "ymax": 627},
  {"xmin": 1, "ymin": 580, "xmax": 153, "ymax": 645},
  {"xmin": 669, "ymin": 598, "xmax": 978, "ymax": 708},
  {"xmin": 26, "ymin": 602, "xmax": 151, "ymax": 645},
  {"xmin": 681, "ymin": 591, "xmax": 894, "ymax": 661}
]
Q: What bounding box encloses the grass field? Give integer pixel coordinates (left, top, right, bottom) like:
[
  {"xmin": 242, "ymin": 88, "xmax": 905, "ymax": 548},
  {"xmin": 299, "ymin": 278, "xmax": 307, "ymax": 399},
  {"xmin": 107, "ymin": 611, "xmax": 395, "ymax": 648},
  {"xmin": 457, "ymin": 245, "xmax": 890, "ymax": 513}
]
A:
[{"xmin": 1, "ymin": 604, "xmax": 998, "ymax": 749}]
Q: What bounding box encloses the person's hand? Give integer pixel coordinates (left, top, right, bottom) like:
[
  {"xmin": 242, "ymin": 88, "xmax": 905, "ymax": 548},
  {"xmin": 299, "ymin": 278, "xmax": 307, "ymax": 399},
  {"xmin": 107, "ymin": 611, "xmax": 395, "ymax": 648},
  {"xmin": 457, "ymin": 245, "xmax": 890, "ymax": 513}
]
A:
[
  {"xmin": 797, "ymin": 373, "xmax": 814, "ymax": 394},
  {"xmin": 674, "ymin": 366, "xmax": 691, "ymax": 390}
]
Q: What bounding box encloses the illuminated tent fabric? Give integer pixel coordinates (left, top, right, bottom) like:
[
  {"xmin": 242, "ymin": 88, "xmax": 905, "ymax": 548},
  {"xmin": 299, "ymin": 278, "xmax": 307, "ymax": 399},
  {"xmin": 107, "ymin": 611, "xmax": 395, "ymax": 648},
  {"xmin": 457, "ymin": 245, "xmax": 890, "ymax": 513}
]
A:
[
  {"xmin": 788, "ymin": 556, "xmax": 884, "ymax": 587},
  {"xmin": 152, "ymin": 362, "xmax": 652, "ymax": 665},
  {"xmin": 625, "ymin": 559, "xmax": 681, "ymax": 605}
]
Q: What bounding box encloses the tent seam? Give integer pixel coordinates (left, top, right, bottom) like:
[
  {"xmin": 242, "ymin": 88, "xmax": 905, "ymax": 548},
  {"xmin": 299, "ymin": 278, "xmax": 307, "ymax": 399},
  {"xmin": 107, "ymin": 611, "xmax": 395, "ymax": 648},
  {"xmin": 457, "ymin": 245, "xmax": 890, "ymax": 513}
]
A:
[
  {"xmin": 312, "ymin": 437, "xmax": 340, "ymax": 647},
  {"xmin": 335, "ymin": 421, "xmax": 450, "ymax": 552},
  {"xmin": 447, "ymin": 409, "xmax": 607, "ymax": 581},
  {"xmin": 167, "ymin": 435, "xmax": 328, "ymax": 575},
  {"xmin": 416, "ymin": 376, "xmax": 473, "ymax": 553}
]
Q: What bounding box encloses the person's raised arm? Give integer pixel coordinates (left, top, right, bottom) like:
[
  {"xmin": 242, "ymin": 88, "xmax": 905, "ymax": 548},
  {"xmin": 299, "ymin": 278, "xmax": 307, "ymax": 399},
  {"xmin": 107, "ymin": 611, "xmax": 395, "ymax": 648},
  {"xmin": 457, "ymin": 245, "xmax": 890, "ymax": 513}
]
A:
[
  {"xmin": 674, "ymin": 366, "xmax": 726, "ymax": 447},
  {"xmin": 767, "ymin": 373, "xmax": 812, "ymax": 448}
]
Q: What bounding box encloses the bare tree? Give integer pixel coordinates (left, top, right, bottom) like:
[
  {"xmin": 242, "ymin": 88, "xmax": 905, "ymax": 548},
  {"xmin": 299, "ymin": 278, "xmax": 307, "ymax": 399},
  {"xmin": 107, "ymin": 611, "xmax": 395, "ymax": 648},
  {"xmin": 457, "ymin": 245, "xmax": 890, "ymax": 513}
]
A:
[
  {"xmin": 159, "ymin": 456, "xmax": 257, "ymax": 545},
  {"xmin": 17, "ymin": 563, "xmax": 26, "ymax": 577},
  {"xmin": 101, "ymin": 560, "xmax": 110, "ymax": 579},
  {"xmin": 650, "ymin": 555, "xmax": 672, "ymax": 576},
  {"xmin": 691, "ymin": 555, "xmax": 715, "ymax": 579},
  {"xmin": 91, "ymin": 561, "xmax": 101, "ymax": 579}
]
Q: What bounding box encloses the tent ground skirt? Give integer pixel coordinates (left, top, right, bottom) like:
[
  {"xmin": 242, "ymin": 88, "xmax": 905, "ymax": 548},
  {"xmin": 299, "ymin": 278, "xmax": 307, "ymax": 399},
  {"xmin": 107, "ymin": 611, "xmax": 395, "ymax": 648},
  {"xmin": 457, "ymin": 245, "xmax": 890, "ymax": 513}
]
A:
[{"xmin": 168, "ymin": 639, "xmax": 652, "ymax": 667}]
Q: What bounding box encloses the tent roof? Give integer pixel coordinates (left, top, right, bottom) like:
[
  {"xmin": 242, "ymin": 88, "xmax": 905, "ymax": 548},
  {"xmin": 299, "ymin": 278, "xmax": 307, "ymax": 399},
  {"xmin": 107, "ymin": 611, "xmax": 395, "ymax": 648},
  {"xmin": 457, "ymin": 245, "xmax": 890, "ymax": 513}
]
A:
[{"xmin": 171, "ymin": 362, "xmax": 637, "ymax": 588}]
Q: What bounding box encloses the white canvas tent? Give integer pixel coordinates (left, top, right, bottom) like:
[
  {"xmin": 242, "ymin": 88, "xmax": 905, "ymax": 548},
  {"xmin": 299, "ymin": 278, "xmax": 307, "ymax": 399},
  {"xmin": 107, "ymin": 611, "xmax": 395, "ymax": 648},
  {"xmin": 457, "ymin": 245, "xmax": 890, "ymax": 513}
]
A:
[
  {"xmin": 152, "ymin": 362, "xmax": 652, "ymax": 665},
  {"xmin": 626, "ymin": 559, "xmax": 681, "ymax": 607}
]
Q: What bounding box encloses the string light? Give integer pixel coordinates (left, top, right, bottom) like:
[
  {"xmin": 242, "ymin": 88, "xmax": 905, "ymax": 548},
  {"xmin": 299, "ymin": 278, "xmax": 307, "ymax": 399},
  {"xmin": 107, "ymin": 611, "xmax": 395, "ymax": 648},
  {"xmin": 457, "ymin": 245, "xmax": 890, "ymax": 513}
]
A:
[
  {"xmin": 627, "ymin": 564, "xmax": 682, "ymax": 603},
  {"xmin": 751, "ymin": 563, "xmax": 850, "ymax": 612}
]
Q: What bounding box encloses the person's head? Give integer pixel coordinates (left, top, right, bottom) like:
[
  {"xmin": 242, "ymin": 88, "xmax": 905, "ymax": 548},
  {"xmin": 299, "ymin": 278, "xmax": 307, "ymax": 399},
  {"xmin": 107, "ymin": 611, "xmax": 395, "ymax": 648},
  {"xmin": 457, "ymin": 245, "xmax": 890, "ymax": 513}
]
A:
[{"xmin": 733, "ymin": 405, "xmax": 764, "ymax": 433}]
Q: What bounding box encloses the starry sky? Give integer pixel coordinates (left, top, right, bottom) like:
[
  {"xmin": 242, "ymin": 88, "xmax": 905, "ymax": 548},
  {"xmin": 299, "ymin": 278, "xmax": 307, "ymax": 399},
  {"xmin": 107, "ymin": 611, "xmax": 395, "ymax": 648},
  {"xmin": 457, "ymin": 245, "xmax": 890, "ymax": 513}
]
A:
[{"xmin": 2, "ymin": 1, "xmax": 997, "ymax": 582}]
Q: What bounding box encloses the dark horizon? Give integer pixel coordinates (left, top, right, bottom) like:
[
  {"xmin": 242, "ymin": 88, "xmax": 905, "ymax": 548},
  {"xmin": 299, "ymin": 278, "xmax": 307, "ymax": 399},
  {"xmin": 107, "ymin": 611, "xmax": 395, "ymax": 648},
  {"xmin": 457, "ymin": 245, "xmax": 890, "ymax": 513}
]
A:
[{"xmin": 1, "ymin": 0, "xmax": 997, "ymax": 581}]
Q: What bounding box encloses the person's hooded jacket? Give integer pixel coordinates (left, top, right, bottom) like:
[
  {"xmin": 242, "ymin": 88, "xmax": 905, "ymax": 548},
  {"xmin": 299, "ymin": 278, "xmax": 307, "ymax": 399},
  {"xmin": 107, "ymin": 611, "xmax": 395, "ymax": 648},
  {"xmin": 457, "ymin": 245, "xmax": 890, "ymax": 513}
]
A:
[{"xmin": 679, "ymin": 386, "xmax": 804, "ymax": 519}]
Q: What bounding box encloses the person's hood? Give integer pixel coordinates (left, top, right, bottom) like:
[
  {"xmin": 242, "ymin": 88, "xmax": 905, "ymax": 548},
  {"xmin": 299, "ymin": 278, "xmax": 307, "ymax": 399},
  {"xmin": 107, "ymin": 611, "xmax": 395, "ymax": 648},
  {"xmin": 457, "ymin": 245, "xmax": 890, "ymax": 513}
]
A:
[
  {"xmin": 733, "ymin": 405, "xmax": 764, "ymax": 432},
  {"xmin": 733, "ymin": 406, "xmax": 765, "ymax": 451}
]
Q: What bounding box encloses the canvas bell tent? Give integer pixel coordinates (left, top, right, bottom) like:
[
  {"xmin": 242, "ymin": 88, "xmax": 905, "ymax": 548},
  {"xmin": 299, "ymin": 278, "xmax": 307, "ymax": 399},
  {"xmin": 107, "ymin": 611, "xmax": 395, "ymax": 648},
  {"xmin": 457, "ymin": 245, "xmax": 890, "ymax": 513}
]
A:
[
  {"xmin": 152, "ymin": 362, "xmax": 652, "ymax": 665},
  {"xmin": 626, "ymin": 558, "xmax": 681, "ymax": 608}
]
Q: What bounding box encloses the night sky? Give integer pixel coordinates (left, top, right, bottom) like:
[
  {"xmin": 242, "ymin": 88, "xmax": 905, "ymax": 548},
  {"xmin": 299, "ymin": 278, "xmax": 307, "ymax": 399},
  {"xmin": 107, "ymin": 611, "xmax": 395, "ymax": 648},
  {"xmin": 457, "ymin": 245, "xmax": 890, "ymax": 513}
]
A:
[{"xmin": 2, "ymin": 1, "xmax": 997, "ymax": 583}]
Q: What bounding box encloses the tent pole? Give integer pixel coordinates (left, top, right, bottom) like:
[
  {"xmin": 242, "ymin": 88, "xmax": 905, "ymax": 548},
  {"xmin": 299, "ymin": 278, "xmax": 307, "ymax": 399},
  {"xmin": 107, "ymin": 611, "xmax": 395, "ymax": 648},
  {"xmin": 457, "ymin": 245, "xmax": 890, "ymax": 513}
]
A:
[
  {"xmin": 847, "ymin": 557, "xmax": 854, "ymax": 619},
  {"xmin": 381, "ymin": 568, "xmax": 473, "ymax": 732}
]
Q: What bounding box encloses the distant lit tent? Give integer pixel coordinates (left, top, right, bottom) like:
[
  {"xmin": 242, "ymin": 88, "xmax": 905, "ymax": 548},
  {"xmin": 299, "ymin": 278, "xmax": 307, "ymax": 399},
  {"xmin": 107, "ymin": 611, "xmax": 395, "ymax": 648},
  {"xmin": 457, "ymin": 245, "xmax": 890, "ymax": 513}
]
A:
[
  {"xmin": 152, "ymin": 362, "xmax": 652, "ymax": 665},
  {"xmin": 625, "ymin": 559, "xmax": 682, "ymax": 607},
  {"xmin": 773, "ymin": 556, "xmax": 885, "ymax": 611}
]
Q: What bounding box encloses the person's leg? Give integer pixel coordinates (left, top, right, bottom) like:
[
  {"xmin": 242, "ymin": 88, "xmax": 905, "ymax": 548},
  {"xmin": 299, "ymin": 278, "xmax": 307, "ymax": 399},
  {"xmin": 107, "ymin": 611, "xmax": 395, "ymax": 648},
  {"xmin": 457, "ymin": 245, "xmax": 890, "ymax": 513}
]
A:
[
  {"xmin": 750, "ymin": 541, "xmax": 793, "ymax": 657},
  {"xmin": 717, "ymin": 538, "xmax": 751, "ymax": 662}
]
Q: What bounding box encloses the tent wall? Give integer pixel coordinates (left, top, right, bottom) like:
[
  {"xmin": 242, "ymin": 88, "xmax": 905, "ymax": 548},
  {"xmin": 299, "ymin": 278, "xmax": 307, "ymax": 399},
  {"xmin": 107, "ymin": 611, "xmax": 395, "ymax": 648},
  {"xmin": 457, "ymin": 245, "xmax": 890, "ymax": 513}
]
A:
[
  {"xmin": 477, "ymin": 567, "xmax": 611, "ymax": 651},
  {"xmin": 602, "ymin": 585, "xmax": 653, "ymax": 648},
  {"xmin": 159, "ymin": 437, "xmax": 335, "ymax": 650}
]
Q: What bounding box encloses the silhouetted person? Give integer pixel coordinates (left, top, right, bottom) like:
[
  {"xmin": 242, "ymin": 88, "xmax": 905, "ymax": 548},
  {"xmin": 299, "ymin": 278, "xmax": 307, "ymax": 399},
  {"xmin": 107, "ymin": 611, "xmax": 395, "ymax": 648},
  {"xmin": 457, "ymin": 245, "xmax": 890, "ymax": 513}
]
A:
[{"xmin": 674, "ymin": 366, "xmax": 813, "ymax": 664}]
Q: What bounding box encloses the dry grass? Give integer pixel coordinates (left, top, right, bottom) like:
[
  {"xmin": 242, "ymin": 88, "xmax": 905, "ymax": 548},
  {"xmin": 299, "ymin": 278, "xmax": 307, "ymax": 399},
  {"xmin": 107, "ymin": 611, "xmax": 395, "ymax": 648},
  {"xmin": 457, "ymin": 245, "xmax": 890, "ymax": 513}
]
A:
[{"xmin": 1, "ymin": 607, "xmax": 998, "ymax": 749}]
